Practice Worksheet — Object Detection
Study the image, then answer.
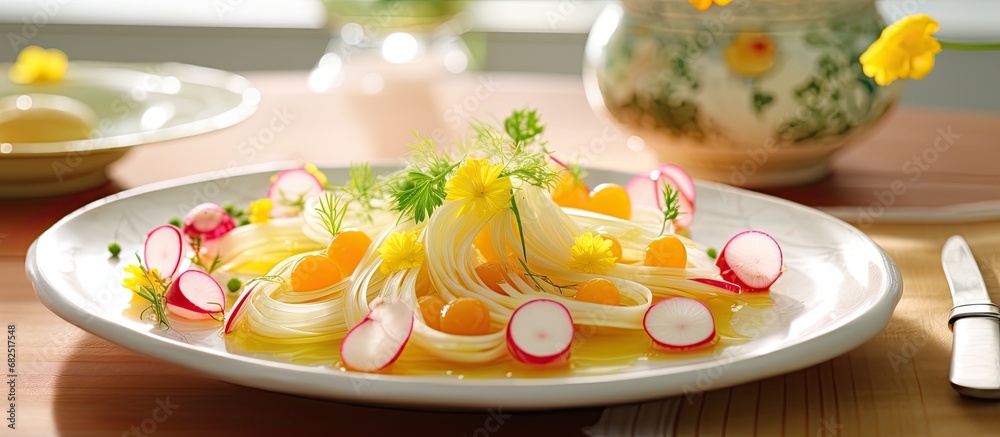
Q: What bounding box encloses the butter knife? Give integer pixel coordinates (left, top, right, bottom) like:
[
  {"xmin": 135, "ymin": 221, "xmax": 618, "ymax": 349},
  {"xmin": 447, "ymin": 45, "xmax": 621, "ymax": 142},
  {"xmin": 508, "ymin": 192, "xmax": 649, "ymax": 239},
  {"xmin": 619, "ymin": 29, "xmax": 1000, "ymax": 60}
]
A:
[{"xmin": 942, "ymin": 235, "xmax": 1000, "ymax": 399}]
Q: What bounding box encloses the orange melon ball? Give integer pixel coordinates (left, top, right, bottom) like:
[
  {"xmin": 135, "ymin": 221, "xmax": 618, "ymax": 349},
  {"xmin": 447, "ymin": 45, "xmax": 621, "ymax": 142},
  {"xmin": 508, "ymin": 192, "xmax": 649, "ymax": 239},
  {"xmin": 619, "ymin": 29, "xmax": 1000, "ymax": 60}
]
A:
[
  {"xmin": 439, "ymin": 297, "xmax": 491, "ymax": 336},
  {"xmin": 290, "ymin": 255, "xmax": 342, "ymax": 291},
  {"xmin": 417, "ymin": 295, "xmax": 447, "ymax": 331},
  {"xmin": 588, "ymin": 183, "xmax": 631, "ymax": 220},
  {"xmin": 551, "ymin": 172, "xmax": 590, "ymax": 210},
  {"xmin": 575, "ymin": 278, "xmax": 621, "ymax": 306},
  {"xmin": 326, "ymin": 228, "xmax": 372, "ymax": 276},
  {"xmin": 644, "ymin": 235, "xmax": 688, "ymax": 269},
  {"xmin": 475, "ymin": 262, "xmax": 512, "ymax": 296}
]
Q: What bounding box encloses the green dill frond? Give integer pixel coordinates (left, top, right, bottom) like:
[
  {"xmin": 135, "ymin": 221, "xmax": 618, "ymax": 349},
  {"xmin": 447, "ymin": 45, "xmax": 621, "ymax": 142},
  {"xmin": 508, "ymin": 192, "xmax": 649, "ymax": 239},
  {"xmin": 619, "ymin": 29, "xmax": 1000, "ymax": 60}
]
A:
[
  {"xmin": 504, "ymin": 108, "xmax": 545, "ymax": 144},
  {"xmin": 388, "ymin": 135, "xmax": 459, "ymax": 223},
  {"xmin": 316, "ymin": 192, "xmax": 349, "ymax": 236},
  {"xmin": 660, "ymin": 184, "xmax": 682, "ymax": 236}
]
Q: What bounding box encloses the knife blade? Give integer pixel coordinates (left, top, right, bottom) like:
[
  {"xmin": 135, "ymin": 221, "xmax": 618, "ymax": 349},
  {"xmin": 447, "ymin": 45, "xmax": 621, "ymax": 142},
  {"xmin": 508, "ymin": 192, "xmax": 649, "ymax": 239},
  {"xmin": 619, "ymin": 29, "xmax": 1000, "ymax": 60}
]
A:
[{"xmin": 942, "ymin": 235, "xmax": 1000, "ymax": 399}]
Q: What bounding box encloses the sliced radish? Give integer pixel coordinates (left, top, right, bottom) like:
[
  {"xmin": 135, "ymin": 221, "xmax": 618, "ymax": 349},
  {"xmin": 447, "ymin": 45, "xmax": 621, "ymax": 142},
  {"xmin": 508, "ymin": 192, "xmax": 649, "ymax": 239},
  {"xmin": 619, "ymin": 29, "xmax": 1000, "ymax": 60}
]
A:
[
  {"xmin": 625, "ymin": 165, "xmax": 696, "ymax": 228},
  {"xmin": 224, "ymin": 283, "xmax": 257, "ymax": 334},
  {"xmin": 144, "ymin": 225, "xmax": 184, "ymax": 278},
  {"xmin": 715, "ymin": 230, "xmax": 783, "ymax": 292},
  {"xmin": 690, "ymin": 278, "xmax": 741, "ymax": 294},
  {"xmin": 268, "ymin": 168, "xmax": 324, "ymax": 217},
  {"xmin": 340, "ymin": 300, "xmax": 414, "ymax": 372},
  {"xmin": 165, "ymin": 270, "xmax": 226, "ymax": 320},
  {"xmin": 506, "ymin": 299, "xmax": 574, "ymax": 365},
  {"xmin": 644, "ymin": 298, "xmax": 717, "ymax": 351},
  {"xmin": 182, "ymin": 203, "xmax": 236, "ymax": 241}
]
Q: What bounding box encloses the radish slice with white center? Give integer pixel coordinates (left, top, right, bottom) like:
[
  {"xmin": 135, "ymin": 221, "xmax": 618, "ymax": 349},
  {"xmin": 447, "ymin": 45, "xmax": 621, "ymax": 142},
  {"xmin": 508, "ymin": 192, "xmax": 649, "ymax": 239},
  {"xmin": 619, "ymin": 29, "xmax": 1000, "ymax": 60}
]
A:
[
  {"xmin": 182, "ymin": 203, "xmax": 235, "ymax": 241},
  {"xmin": 690, "ymin": 278, "xmax": 741, "ymax": 294},
  {"xmin": 715, "ymin": 230, "xmax": 783, "ymax": 292},
  {"xmin": 224, "ymin": 283, "xmax": 257, "ymax": 334},
  {"xmin": 268, "ymin": 168, "xmax": 324, "ymax": 217},
  {"xmin": 144, "ymin": 225, "xmax": 184, "ymax": 278},
  {"xmin": 340, "ymin": 300, "xmax": 414, "ymax": 372},
  {"xmin": 165, "ymin": 270, "xmax": 226, "ymax": 320},
  {"xmin": 625, "ymin": 166, "xmax": 696, "ymax": 228},
  {"xmin": 644, "ymin": 298, "xmax": 716, "ymax": 351},
  {"xmin": 506, "ymin": 299, "xmax": 574, "ymax": 365}
]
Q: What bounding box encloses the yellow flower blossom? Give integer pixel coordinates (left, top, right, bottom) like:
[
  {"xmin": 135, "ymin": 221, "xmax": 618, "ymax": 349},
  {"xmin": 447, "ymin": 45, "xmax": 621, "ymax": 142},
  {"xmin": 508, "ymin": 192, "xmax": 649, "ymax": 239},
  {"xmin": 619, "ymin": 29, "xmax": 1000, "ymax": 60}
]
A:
[
  {"xmin": 9, "ymin": 45, "xmax": 67, "ymax": 85},
  {"xmin": 122, "ymin": 264, "xmax": 163, "ymax": 295},
  {"xmin": 304, "ymin": 163, "xmax": 328, "ymax": 186},
  {"xmin": 689, "ymin": 0, "xmax": 732, "ymax": 11},
  {"xmin": 860, "ymin": 14, "xmax": 941, "ymax": 86},
  {"xmin": 248, "ymin": 198, "xmax": 273, "ymax": 224},
  {"xmin": 378, "ymin": 230, "xmax": 425, "ymax": 274},
  {"xmin": 724, "ymin": 33, "xmax": 777, "ymax": 78},
  {"xmin": 569, "ymin": 231, "xmax": 618, "ymax": 274},
  {"xmin": 445, "ymin": 159, "xmax": 513, "ymax": 217}
]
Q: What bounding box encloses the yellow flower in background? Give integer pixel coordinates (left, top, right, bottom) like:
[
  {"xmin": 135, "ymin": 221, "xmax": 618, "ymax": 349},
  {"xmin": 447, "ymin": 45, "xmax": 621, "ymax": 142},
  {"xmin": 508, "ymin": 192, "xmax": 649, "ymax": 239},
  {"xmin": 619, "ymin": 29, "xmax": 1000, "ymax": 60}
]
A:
[
  {"xmin": 378, "ymin": 230, "xmax": 425, "ymax": 274},
  {"xmin": 445, "ymin": 159, "xmax": 513, "ymax": 217},
  {"xmin": 569, "ymin": 231, "xmax": 618, "ymax": 274},
  {"xmin": 860, "ymin": 14, "xmax": 941, "ymax": 86},
  {"xmin": 724, "ymin": 33, "xmax": 777, "ymax": 78},
  {"xmin": 304, "ymin": 163, "xmax": 328, "ymax": 186},
  {"xmin": 9, "ymin": 46, "xmax": 68, "ymax": 85},
  {"xmin": 689, "ymin": 0, "xmax": 732, "ymax": 11},
  {"xmin": 248, "ymin": 198, "xmax": 273, "ymax": 224},
  {"xmin": 122, "ymin": 264, "xmax": 162, "ymax": 295}
]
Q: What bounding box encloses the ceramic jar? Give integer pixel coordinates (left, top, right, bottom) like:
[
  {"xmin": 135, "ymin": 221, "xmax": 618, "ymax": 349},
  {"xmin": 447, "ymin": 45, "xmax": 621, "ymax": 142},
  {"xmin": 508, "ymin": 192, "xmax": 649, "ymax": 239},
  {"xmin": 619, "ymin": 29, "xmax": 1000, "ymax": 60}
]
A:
[{"xmin": 584, "ymin": 0, "xmax": 902, "ymax": 187}]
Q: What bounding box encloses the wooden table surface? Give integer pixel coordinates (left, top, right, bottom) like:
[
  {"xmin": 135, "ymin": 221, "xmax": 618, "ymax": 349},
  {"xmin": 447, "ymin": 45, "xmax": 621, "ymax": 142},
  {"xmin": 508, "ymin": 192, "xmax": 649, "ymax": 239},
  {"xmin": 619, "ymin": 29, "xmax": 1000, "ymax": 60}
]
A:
[{"xmin": 2, "ymin": 72, "xmax": 1000, "ymax": 436}]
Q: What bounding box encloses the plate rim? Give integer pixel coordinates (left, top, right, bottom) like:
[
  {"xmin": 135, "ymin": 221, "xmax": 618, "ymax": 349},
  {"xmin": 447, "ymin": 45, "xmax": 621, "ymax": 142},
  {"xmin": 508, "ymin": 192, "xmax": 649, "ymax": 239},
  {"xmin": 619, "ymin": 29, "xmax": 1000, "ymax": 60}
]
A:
[
  {"xmin": 26, "ymin": 164, "xmax": 903, "ymax": 409},
  {"xmin": 1, "ymin": 61, "xmax": 258, "ymax": 155}
]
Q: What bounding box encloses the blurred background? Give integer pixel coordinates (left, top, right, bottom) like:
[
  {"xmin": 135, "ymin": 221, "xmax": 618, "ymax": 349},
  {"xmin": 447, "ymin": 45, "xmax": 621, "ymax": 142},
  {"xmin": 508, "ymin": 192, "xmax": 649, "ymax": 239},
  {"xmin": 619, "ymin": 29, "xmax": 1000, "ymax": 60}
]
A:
[{"xmin": 0, "ymin": 0, "xmax": 996, "ymax": 112}]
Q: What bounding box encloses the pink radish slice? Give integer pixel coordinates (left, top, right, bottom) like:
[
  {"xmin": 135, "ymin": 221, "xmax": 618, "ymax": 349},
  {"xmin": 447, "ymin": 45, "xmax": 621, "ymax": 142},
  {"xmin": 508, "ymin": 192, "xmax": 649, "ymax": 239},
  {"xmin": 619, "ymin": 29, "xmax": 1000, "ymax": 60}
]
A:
[
  {"xmin": 340, "ymin": 300, "xmax": 414, "ymax": 372},
  {"xmin": 690, "ymin": 278, "xmax": 741, "ymax": 294},
  {"xmin": 224, "ymin": 283, "xmax": 257, "ymax": 334},
  {"xmin": 506, "ymin": 299, "xmax": 574, "ymax": 365},
  {"xmin": 182, "ymin": 203, "xmax": 236, "ymax": 241},
  {"xmin": 144, "ymin": 225, "xmax": 184, "ymax": 278},
  {"xmin": 655, "ymin": 164, "xmax": 696, "ymax": 204},
  {"xmin": 716, "ymin": 230, "xmax": 783, "ymax": 292},
  {"xmin": 644, "ymin": 298, "xmax": 716, "ymax": 351},
  {"xmin": 165, "ymin": 270, "xmax": 226, "ymax": 320},
  {"xmin": 267, "ymin": 168, "xmax": 324, "ymax": 217},
  {"xmin": 624, "ymin": 167, "xmax": 696, "ymax": 228}
]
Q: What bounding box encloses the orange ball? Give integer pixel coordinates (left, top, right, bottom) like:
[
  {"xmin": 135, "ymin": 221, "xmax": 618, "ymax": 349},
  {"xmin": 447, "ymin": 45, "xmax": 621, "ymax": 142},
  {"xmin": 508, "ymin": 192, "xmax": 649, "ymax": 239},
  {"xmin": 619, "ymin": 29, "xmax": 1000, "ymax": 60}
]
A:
[
  {"xmin": 439, "ymin": 297, "xmax": 491, "ymax": 336},
  {"xmin": 326, "ymin": 228, "xmax": 372, "ymax": 276},
  {"xmin": 644, "ymin": 235, "xmax": 688, "ymax": 269},
  {"xmin": 600, "ymin": 234, "xmax": 623, "ymax": 261},
  {"xmin": 588, "ymin": 183, "xmax": 631, "ymax": 220},
  {"xmin": 475, "ymin": 263, "xmax": 512, "ymax": 296},
  {"xmin": 290, "ymin": 255, "xmax": 343, "ymax": 291},
  {"xmin": 551, "ymin": 172, "xmax": 590, "ymax": 209},
  {"xmin": 575, "ymin": 278, "xmax": 621, "ymax": 306},
  {"xmin": 417, "ymin": 295, "xmax": 446, "ymax": 331}
]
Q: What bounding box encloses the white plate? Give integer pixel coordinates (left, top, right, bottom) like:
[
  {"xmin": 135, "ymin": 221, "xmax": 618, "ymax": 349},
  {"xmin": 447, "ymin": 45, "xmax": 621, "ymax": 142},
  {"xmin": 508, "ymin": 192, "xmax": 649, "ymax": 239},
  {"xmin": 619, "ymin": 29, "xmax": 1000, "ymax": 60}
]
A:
[
  {"xmin": 0, "ymin": 62, "xmax": 257, "ymax": 198},
  {"xmin": 26, "ymin": 165, "xmax": 901, "ymax": 410}
]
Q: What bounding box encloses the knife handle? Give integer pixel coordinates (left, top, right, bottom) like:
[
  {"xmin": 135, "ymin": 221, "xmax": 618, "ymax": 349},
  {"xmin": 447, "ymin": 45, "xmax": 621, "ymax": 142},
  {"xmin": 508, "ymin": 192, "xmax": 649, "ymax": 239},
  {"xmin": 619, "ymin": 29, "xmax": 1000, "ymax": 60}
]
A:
[{"xmin": 949, "ymin": 305, "xmax": 1000, "ymax": 399}]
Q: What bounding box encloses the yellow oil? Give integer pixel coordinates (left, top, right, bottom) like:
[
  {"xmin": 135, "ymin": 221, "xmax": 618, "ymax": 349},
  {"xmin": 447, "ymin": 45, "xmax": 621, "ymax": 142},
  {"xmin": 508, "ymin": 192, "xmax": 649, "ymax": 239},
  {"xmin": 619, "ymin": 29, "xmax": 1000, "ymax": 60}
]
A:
[{"xmin": 224, "ymin": 293, "xmax": 774, "ymax": 378}]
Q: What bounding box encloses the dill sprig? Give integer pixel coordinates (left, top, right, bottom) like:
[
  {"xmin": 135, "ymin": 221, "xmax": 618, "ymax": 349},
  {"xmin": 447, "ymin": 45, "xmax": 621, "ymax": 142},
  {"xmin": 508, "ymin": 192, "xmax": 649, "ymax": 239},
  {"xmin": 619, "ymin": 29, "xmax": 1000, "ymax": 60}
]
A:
[
  {"xmin": 469, "ymin": 108, "xmax": 559, "ymax": 191},
  {"xmin": 316, "ymin": 192, "xmax": 349, "ymax": 236},
  {"xmin": 504, "ymin": 108, "xmax": 544, "ymax": 144},
  {"xmin": 131, "ymin": 254, "xmax": 171, "ymax": 329},
  {"xmin": 660, "ymin": 184, "xmax": 682, "ymax": 236},
  {"xmin": 340, "ymin": 162, "xmax": 383, "ymax": 208},
  {"xmin": 389, "ymin": 136, "xmax": 459, "ymax": 223}
]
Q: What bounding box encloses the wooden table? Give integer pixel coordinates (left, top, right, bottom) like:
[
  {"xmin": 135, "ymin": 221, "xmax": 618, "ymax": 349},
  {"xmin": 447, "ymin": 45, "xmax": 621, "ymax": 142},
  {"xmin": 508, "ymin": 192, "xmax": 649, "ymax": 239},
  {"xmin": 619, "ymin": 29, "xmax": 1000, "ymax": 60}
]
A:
[{"xmin": 2, "ymin": 72, "xmax": 1000, "ymax": 436}]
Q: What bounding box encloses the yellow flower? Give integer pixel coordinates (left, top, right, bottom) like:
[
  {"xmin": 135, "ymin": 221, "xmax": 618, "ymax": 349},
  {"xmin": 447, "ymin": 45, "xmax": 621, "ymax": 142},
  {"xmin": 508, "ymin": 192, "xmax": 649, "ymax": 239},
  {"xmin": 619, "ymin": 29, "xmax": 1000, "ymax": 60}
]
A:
[
  {"xmin": 724, "ymin": 33, "xmax": 777, "ymax": 78},
  {"xmin": 122, "ymin": 264, "xmax": 163, "ymax": 295},
  {"xmin": 445, "ymin": 159, "xmax": 513, "ymax": 217},
  {"xmin": 378, "ymin": 230, "xmax": 425, "ymax": 274},
  {"xmin": 689, "ymin": 0, "xmax": 732, "ymax": 11},
  {"xmin": 9, "ymin": 46, "xmax": 68, "ymax": 85},
  {"xmin": 304, "ymin": 163, "xmax": 328, "ymax": 186},
  {"xmin": 248, "ymin": 198, "xmax": 273, "ymax": 224},
  {"xmin": 860, "ymin": 14, "xmax": 941, "ymax": 86},
  {"xmin": 569, "ymin": 232, "xmax": 618, "ymax": 274}
]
